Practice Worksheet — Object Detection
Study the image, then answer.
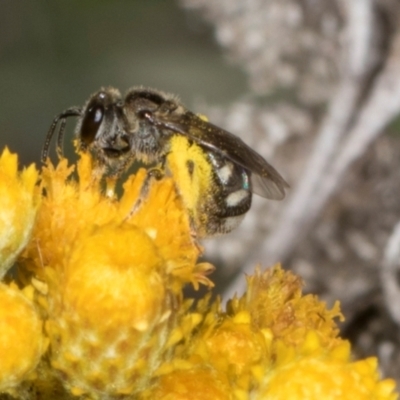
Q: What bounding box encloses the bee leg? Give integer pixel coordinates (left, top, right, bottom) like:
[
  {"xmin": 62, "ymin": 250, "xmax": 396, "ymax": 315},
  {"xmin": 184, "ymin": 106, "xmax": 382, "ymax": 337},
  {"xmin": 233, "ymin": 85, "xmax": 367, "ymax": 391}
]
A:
[
  {"xmin": 188, "ymin": 227, "xmax": 204, "ymax": 254},
  {"xmin": 125, "ymin": 168, "xmax": 164, "ymax": 219}
]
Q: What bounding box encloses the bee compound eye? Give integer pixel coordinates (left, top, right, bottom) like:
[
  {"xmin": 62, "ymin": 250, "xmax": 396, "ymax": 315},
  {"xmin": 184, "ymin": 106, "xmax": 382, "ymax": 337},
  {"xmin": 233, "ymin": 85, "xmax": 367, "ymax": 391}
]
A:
[{"xmin": 80, "ymin": 103, "xmax": 104, "ymax": 146}]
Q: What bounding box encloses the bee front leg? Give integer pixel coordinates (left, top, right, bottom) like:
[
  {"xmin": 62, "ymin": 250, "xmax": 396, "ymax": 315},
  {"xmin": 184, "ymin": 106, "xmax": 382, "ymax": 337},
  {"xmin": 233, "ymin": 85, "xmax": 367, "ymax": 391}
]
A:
[{"xmin": 125, "ymin": 168, "xmax": 164, "ymax": 220}]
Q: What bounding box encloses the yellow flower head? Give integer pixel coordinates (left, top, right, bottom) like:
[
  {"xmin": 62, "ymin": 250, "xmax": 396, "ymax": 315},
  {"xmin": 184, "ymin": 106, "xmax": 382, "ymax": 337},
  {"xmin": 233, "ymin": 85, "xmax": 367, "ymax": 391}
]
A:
[
  {"xmin": 142, "ymin": 365, "xmax": 232, "ymax": 400},
  {"xmin": 0, "ymin": 148, "xmax": 39, "ymax": 278},
  {"xmin": 258, "ymin": 333, "xmax": 397, "ymax": 400},
  {"xmin": 185, "ymin": 302, "xmax": 271, "ymax": 394},
  {"xmin": 0, "ymin": 282, "xmax": 46, "ymax": 393},
  {"xmin": 165, "ymin": 266, "xmax": 397, "ymax": 399},
  {"xmin": 21, "ymin": 153, "xmax": 213, "ymax": 397},
  {"xmin": 26, "ymin": 153, "xmax": 211, "ymax": 290},
  {"xmin": 228, "ymin": 265, "xmax": 343, "ymax": 349},
  {"xmin": 0, "ymin": 146, "xmax": 397, "ymax": 400}
]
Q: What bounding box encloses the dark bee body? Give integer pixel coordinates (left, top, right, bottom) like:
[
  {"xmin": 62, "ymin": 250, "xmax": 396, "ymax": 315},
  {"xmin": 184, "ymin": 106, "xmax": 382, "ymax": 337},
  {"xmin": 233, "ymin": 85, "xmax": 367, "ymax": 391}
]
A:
[
  {"xmin": 42, "ymin": 87, "xmax": 288, "ymax": 236},
  {"xmin": 204, "ymin": 151, "xmax": 252, "ymax": 234}
]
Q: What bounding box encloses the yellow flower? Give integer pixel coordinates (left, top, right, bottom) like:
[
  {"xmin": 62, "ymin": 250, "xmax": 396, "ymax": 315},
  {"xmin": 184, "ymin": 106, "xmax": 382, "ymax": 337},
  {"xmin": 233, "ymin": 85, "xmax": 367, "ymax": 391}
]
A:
[
  {"xmin": 46, "ymin": 224, "xmax": 172, "ymax": 396},
  {"xmin": 257, "ymin": 333, "xmax": 397, "ymax": 400},
  {"xmin": 0, "ymin": 282, "xmax": 46, "ymax": 394},
  {"xmin": 22, "ymin": 153, "xmax": 213, "ymax": 398},
  {"xmin": 185, "ymin": 303, "xmax": 271, "ymax": 394},
  {"xmin": 0, "ymin": 148, "xmax": 39, "ymax": 278},
  {"xmin": 141, "ymin": 365, "xmax": 233, "ymax": 400},
  {"xmin": 0, "ymin": 147, "xmax": 396, "ymax": 400},
  {"xmin": 155, "ymin": 266, "xmax": 397, "ymax": 400},
  {"xmin": 25, "ymin": 153, "xmax": 211, "ymax": 290},
  {"xmin": 228, "ymin": 265, "xmax": 343, "ymax": 350}
]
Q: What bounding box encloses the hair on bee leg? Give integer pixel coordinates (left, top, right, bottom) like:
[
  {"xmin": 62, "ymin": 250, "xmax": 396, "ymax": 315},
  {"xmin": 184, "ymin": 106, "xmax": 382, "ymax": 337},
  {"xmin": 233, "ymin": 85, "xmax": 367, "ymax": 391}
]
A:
[
  {"xmin": 188, "ymin": 227, "xmax": 205, "ymax": 254},
  {"xmin": 124, "ymin": 168, "xmax": 164, "ymax": 220},
  {"xmin": 56, "ymin": 118, "xmax": 67, "ymax": 159}
]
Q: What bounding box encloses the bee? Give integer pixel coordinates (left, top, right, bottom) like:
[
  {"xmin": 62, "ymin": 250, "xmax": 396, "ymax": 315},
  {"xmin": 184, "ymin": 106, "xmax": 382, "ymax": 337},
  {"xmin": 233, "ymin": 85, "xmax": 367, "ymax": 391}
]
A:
[{"xmin": 42, "ymin": 87, "xmax": 288, "ymax": 236}]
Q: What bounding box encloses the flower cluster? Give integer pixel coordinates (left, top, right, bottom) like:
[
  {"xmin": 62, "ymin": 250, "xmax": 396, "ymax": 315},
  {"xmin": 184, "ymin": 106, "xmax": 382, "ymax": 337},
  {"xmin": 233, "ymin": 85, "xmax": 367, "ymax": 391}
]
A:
[{"xmin": 0, "ymin": 147, "xmax": 397, "ymax": 400}]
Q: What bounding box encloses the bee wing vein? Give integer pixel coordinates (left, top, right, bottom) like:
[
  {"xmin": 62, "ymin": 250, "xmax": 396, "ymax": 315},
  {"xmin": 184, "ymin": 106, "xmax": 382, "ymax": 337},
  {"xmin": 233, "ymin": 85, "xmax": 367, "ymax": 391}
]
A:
[{"xmin": 150, "ymin": 113, "xmax": 289, "ymax": 199}]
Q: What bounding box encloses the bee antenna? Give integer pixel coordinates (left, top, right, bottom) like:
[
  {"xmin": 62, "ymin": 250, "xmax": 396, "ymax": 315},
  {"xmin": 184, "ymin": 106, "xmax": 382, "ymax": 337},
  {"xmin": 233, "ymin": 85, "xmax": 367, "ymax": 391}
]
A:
[{"xmin": 41, "ymin": 107, "xmax": 82, "ymax": 164}]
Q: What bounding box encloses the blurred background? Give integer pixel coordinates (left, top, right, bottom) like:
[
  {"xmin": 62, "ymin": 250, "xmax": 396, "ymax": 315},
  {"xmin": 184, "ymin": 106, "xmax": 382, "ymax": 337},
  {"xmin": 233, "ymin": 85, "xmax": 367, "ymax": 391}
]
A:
[
  {"xmin": 0, "ymin": 0, "xmax": 246, "ymax": 164},
  {"xmin": 2, "ymin": 0, "xmax": 400, "ymax": 387}
]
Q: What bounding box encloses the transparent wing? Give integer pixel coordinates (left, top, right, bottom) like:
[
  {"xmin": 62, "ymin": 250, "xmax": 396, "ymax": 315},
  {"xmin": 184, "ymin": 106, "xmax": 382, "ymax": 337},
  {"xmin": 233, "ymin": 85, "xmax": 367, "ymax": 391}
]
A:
[{"xmin": 147, "ymin": 111, "xmax": 289, "ymax": 199}]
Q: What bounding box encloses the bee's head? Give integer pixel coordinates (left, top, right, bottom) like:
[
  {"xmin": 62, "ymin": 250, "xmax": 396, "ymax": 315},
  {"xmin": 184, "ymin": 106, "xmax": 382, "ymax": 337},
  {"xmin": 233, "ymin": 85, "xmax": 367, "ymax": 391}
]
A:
[
  {"xmin": 77, "ymin": 88, "xmax": 131, "ymax": 159},
  {"xmin": 41, "ymin": 87, "xmax": 132, "ymax": 164}
]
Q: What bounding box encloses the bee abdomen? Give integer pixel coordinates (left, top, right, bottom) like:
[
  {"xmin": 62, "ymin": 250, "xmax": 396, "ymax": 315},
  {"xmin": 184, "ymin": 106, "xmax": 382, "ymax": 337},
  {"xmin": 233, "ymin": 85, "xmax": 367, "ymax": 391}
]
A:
[
  {"xmin": 204, "ymin": 187, "xmax": 251, "ymax": 235},
  {"xmin": 225, "ymin": 189, "xmax": 251, "ymax": 212},
  {"xmin": 216, "ymin": 185, "xmax": 252, "ymax": 219},
  {"xmin": 212, "ymin": 155, "xmax": 251, "ymax": 213},
  {"xmin": 204, "ymin": 154, "xmax": 252, "ymax": 235}
]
